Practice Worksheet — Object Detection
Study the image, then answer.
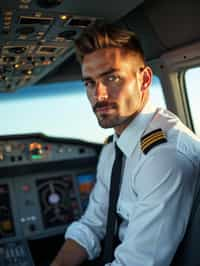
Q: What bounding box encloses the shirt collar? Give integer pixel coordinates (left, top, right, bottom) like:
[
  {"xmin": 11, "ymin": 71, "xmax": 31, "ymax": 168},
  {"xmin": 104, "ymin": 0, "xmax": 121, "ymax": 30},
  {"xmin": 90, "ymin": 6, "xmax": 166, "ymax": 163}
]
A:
[{"xmin": 114, "ymin": 101, "xmax": 157, "ymax": 157}]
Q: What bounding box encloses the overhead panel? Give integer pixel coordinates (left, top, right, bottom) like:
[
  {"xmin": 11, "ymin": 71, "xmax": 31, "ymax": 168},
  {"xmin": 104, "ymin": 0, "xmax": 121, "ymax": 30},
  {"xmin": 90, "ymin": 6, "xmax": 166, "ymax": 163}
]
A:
[
  {"xmin": 0, "ymin": 0, "xmax": 144, "ymax": 92},
  {"xmin": 0, "ymin": 2, "xmax": 97, "ymax": 92}
]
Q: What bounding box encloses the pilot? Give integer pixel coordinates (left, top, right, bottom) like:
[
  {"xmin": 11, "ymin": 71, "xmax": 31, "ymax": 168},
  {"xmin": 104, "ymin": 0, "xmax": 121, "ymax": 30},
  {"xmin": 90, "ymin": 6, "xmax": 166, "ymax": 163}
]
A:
[{"xmin": 51, "ymin": 23, "xmax": 200, "ymax": 266}]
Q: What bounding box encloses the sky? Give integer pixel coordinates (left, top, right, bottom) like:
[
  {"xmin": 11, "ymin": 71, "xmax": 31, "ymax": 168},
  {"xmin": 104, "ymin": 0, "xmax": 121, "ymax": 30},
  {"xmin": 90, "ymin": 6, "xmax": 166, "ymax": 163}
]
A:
[
  {"xmin": 0, "ymin": 71, "xmax": 198, "ymax": 143},
  {"xmin": 0, "ymin": 80, "xmax": 113, "ymax": 143}
]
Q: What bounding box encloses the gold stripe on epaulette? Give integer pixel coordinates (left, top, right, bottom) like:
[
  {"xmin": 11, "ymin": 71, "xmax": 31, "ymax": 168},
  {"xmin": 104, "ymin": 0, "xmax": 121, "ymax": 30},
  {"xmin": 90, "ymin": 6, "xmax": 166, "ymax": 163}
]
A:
[
  {"xmin": 141, "ymin": 128, "xmax": 167, "ymax": 154},
  {"xmin": 142, "ymin": 134, "xmax": 166, "ymax": 151},
  {"xmin": 141, "ymin": 131, "xmax": 165, "ymax": 147}
]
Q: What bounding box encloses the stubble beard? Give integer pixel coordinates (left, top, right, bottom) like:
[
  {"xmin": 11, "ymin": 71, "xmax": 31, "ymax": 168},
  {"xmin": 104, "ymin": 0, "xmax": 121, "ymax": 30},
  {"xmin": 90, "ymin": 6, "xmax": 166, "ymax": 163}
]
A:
[
  {"xmin": 97, "ymin": 114, "xmax": 118, "ymax": 128},
  {"xmin": 96, "ymin": 112, "xmax": 129, "ymax": 129}
]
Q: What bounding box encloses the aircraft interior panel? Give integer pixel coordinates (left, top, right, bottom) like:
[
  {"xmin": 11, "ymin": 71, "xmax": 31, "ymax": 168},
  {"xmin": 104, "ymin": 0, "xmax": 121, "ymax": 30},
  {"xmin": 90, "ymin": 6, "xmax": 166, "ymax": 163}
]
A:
[{"xmin": 0, "ymin": 134, "xmax": 100, "ymax": 266}]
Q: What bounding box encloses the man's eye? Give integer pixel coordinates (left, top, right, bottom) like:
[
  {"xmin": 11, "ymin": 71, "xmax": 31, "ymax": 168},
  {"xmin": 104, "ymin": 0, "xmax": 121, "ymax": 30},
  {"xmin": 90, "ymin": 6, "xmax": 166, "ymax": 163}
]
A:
[
  {"xmin": 106, "ymin": 75, "xmax": 120, "ymax": 82},
  {"xmin": 84, "ymin": 80, "xmax": 95, "ymax": 88}
]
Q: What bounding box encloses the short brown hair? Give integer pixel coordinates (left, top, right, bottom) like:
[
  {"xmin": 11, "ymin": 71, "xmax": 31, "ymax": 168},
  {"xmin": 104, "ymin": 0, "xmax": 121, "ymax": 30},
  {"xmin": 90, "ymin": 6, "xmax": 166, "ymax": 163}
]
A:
[{"xmin": 74, "ymin": 22, "xmax": 145, "ymax": 63}]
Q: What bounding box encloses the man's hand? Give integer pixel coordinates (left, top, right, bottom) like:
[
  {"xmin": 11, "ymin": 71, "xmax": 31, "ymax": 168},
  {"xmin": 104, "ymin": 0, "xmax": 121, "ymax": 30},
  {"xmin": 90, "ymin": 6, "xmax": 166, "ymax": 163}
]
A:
[{"xmin": 50, "ymin": 239, "xmax": 88, "ymax": 266}]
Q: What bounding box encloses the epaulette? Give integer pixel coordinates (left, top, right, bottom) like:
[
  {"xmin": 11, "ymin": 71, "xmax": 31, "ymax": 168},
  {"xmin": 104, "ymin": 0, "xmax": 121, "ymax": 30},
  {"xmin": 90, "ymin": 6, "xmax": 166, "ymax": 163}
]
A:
[
  {"xmin": 104, "ymin": 135, "xmax": 113, "ymax": 144},
  {"xmin": 141, "ymin": 128, "xmax": 167, "ymax": 154}
]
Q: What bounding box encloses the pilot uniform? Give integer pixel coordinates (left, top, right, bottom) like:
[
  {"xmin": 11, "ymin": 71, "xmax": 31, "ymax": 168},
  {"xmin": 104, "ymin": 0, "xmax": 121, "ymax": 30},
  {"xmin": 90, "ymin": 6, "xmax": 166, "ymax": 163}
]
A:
[{"xmin": 65, "ymin": 101, "xmax": 200, "ymax": 266}]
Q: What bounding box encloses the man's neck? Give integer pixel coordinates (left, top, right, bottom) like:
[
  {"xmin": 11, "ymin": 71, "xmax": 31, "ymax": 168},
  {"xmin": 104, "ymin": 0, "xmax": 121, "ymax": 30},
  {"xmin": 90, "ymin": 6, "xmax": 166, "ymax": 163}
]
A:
[{"xmin": 114, "ymin": 100, "xmax": 148, "ymax": 136}]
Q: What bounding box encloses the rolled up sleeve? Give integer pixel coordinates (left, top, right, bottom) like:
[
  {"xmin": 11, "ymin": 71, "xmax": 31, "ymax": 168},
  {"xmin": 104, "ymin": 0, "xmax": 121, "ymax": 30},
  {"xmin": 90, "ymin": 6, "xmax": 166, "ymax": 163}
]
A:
[{"xmin": 65, "ymin": 146, "xmax": 112, "ymax": 260}]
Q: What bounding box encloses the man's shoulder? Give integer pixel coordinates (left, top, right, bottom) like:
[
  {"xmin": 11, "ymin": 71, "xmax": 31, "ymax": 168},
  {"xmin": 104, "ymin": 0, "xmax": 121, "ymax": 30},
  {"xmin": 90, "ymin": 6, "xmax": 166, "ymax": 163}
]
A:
[
  {"xmin": 140, "ymin": 108, "xmax": 177, "ymax": 155},
  {"xmin": 142, "ymin": 108, "xmax": 200, "ymax": 163}
]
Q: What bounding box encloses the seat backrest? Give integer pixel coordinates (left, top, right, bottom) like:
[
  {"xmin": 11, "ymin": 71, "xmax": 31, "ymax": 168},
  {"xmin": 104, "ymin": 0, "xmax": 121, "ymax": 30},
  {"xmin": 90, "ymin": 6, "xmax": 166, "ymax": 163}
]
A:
[{"xmin": 171, "ymin": 175, "xmax": 200, "ymax": 266}]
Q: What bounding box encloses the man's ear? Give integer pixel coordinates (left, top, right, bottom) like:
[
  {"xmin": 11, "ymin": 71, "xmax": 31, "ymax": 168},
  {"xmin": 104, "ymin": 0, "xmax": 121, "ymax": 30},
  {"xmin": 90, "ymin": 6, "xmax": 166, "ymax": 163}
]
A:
[{"xmin": 141, "ymin": 66, "xmax": 153, "ymax": 91}]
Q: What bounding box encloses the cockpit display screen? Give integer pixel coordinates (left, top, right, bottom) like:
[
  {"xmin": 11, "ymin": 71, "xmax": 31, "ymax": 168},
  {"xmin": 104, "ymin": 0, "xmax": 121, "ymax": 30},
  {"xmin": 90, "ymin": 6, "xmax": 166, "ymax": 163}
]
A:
[{"xmin": 76, "ymin": 173, "xmax": 95, "ymax": 211}]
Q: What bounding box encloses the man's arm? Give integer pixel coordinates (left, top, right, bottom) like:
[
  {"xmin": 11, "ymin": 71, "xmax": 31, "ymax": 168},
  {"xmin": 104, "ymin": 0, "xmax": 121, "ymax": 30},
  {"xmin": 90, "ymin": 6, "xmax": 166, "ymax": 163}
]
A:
[
  {"xmin": 51, "ymin": 145, "xmax": 112, "ymax": 265},
  {"xmin": 51, "ymin": 238, "xmax": 88, "ymax": 266}
]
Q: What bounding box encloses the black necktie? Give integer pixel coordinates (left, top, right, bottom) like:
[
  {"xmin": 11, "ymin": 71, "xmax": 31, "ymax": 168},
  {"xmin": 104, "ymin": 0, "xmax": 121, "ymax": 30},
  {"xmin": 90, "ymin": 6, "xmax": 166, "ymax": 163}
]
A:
[{"xmin": 102, "ymin": 144, "xmax": 123, "ymax": 264}]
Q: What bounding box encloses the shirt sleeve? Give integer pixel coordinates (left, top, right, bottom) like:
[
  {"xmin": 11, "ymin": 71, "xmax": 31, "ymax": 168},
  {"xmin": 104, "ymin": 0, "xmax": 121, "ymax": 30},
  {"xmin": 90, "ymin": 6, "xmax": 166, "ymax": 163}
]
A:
[
  {"xmin": 65, "ymin": 145, "xmax": 112, "ymax": 260},
  {"xmin": 110, "ymin": 146, "xmax": 197, "ymax": 266}
]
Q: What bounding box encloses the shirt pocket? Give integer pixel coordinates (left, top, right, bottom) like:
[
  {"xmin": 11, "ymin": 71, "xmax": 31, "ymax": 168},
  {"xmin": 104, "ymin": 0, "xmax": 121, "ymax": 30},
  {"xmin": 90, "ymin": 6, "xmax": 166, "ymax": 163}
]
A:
[{"xmin": 117, "ymin": 198, "xmax": 138, "ymax": 222}]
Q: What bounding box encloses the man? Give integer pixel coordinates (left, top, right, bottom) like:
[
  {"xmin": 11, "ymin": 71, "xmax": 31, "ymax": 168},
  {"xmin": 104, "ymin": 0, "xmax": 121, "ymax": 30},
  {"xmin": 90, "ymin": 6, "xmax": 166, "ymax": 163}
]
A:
[{"xmin": 51, "ymin": 23, "xmax": 200, "ymax": 266}]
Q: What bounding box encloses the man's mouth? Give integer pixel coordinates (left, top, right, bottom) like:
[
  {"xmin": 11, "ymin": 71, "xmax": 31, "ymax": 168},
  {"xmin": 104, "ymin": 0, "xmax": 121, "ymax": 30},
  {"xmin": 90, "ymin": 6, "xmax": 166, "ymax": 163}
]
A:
[
  {"xmin": 96, "ymin": 106, "xmax": 114, "ymax": 113},
  {"xmin": 93, "ymin": 102, "xmax": 117, "ymax": 114}
]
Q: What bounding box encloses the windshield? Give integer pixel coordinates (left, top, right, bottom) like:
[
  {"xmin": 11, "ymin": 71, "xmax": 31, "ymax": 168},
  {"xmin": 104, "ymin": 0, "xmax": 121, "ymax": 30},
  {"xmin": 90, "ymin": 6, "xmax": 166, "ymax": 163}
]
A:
[{"xmin": 0, "ymin": 76, "xmax": 165, "ymax": 143}]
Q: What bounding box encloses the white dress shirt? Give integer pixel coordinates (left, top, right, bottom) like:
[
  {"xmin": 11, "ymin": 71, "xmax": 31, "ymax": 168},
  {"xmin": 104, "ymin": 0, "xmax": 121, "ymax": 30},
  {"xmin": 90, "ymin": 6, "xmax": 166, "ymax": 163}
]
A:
[{"xmin": 65, "ymin": 101, "xmax": 200, "ymax": 266}]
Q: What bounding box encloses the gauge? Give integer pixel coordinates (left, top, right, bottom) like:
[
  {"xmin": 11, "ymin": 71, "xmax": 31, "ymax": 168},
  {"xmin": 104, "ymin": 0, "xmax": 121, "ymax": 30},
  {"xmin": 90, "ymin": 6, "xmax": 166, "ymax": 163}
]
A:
[{"xmin": 36, "ymin": 176, "xmax": 80, "ymax": 228}]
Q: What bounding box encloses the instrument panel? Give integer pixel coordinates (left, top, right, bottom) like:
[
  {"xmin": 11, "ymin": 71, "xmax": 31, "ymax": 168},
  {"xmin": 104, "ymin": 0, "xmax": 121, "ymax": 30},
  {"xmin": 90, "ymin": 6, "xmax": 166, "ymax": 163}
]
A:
[
  {"xmin": 0, "ymin": 133, "xmax": 100, "ymax": 266},
  {"xmin": 0, "ymin": 134, "xmax": 97, "ymax": 168},
  {"xmin": 0, "ymin": 172, "xmax": 96, "ymax": 240}
]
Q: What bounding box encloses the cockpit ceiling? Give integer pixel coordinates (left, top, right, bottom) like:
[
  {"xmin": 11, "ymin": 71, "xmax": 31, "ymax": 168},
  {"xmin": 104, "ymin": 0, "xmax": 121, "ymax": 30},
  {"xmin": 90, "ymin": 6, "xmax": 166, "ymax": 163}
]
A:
[
  {"xmin": 40, "ymin": 0, "xmax": 200, "ymax": 85},
  {"xmin": 1, "ymin": 0, "xmax": 200, "ymax": 91},
  {"xmin": 2, "ymin": 0, "xmax": 144, "ymax": 21}
]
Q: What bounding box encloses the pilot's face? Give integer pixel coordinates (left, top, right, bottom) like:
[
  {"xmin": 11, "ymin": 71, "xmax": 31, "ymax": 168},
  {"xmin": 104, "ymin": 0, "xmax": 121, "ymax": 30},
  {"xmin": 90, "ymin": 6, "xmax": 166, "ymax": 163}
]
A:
[{"xmin": 82, "ymin": 47, "xmax": 151, "ymax": 135}]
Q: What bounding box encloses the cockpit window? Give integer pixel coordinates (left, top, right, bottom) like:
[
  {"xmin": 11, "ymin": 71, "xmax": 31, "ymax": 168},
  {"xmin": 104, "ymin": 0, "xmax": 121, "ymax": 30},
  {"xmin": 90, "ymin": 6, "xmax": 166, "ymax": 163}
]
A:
[
  {"xmin": 0, "ymin": 76, "xmax": 165, "ymax": 143},
  {"xmin": 150, "ymin": 75, "xmax": 166, "ymax": 108},
  {"xmin": 185, "ymin": 67, "xmax": 200, "ymax": 136}
]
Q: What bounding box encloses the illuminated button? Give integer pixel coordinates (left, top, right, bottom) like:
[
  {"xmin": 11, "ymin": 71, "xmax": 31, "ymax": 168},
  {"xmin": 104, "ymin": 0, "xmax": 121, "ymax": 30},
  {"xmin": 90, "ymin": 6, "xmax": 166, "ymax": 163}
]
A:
[
  {"xmin": 58, "ymin": 146, "xmax": 65, "ymax": 153},
  {"xmin": 19, "ymin": 4, "xmax": 29, "ymax": 9},
  {"xmin": 14, "ymin": 64, "xmax": 20, "ymax": 69},
  {"xmin": 2, "ymin": 220, "xmax": 12, "ymax": 231},
  {"xmin": 5, "ymin": 144, "xmax": 12, "ymax": 153},
  {"xmin": 42, "ymin": 59, "xmax": 52, "ymax": 65},
  {"xmin": 22, "ymin": 185, "xmax": 30, "ymax": 192},
  {"xmin": 23, "ymin": 69, "xmax": 32, "ymax": 75},
  {"xmin": 38, "ymin": 31, "xmax": 45, "ymax": 36},
  {"xmin": 31, "ymin": 154, "xmax": 42, "ymax": 160},
  {"xmin": 60, "ymin": 15, "xmax": 69, "ymax": 20},
  {"xmin": 31, "ymin": 216, "xmax": 36, "ymax": 221}
]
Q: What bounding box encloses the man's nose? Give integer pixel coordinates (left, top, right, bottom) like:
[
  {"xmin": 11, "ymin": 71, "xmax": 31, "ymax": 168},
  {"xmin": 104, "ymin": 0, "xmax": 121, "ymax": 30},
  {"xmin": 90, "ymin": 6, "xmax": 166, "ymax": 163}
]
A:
[{"xmin": 95, "ymin": 81, "xmax": 108, "ymax": 101}]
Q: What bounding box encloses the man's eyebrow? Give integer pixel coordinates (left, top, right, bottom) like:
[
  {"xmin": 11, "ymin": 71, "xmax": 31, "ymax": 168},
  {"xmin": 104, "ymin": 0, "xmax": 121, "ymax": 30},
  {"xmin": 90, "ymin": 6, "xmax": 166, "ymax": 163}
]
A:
[{"xmin": 82, "ymin": 68, "xmax": 120, "ymax": 82}]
